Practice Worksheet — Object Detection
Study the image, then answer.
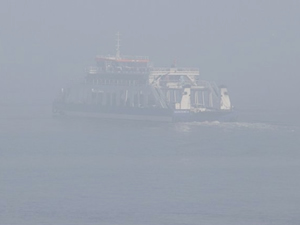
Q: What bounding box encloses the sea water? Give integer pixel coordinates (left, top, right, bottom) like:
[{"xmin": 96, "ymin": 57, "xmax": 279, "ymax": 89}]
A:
[{"xmin": 0, "ymin": 105, "xmax": 299, "ymax": 225}]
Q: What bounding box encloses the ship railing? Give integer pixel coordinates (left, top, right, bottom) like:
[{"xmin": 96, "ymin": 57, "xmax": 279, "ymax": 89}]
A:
[
  {"xmin": 156, "ymin": 80, "xmax": 216, "ymax": 89},
  {"xmin": 151, "ymin": 67, "xmax": 199, "ymax": 72},
  {"xmin": 121, "ymin": 55, "xmax": 150, "ymax": 60},
  {"xmin": 96, "ymin": 55, "xmax": 150, "ymax": 60},
  {"xmin": 195, "ymin": 80, "xmax": 211, "ymax": 87},
  {"xmin": 158, "ymin": 81, "xmax": 182, "ymax": 89},
  {"xmin": 87, "ymin": 66, "xmax": 151, "ymax": 74},
  {"xmin": 150, "ymin": 67, "xmax": 200, "ymax": 76}
]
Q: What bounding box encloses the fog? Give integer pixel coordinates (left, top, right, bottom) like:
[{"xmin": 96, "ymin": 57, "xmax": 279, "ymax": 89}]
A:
[
  {"xmin": 1, "ymin": 1, "xmax": 300, "ymax": 225},
  {"xmin": 1, "ymin": 0, "xmax": 299, "ymax": 111}
]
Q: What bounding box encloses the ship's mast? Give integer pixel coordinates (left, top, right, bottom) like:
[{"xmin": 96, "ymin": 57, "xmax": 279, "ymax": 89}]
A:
[{"xmin": 116, "ymin": 32, "xmax": 121, "ymax": 59}]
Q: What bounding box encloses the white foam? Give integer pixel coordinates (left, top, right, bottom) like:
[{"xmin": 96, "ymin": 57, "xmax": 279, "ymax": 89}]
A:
[{"xmin": 174, "ymin": 121, "xmax": 296, "ymax": 133}]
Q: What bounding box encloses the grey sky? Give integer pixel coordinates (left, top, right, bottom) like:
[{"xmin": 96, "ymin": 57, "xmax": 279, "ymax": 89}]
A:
[{"xmin": 0, "ymin": 0, "xmax": 299, "ymax": 110}]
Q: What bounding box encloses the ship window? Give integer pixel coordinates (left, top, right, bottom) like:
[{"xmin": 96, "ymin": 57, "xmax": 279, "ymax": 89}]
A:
[
  {"xmin": 92, "ymin": 91, "xmax": 96, "ymax": 100},
  {"xmin": 118, "ymin": 90, "xmax": 124, "ymax": 106},
  {"xmin": 175, "ymin": 90, "xmax": 181, "ymax": 103},
  {"xmin": 148, "ymin": 94, "xmax": 156, "ymax": 107},
  {"xmin": 97, "ymin": 93, "xmax": 103, "ymax": 105},
  {"xmin": 133, "ymin": 93, "xmax": 139, "ymax": 107},
  {"xmin": 126, "ymin": 96, "xmax": 131, "ymax": 107},
  {"xmin": 106, "ymin": 93, "xmax": 111, "ymax": 106},
  {"xmin": 112, "ymin": 93, "xmax": 117, "ymax": 106},
  {"xmin": 139, "ymin": 93, "xmax": 144, "ymax": 107}
]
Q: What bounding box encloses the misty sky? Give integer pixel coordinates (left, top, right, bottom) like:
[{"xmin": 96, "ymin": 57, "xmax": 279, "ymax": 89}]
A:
[{"xmin": 0, "ymin": 0, "xmax": 299, "ymax": 111}]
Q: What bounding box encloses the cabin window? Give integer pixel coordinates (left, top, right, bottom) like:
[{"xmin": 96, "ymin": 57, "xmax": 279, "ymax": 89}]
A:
[
  {"xmin": 112, "ymin": 93, "xmax": 117, "ymax": 106},
  {"xmin": 133, "ymin": 93, "xmax": 139, "ymax": 107},
  {"xmin": 148, "ymin": 94, "xmax": 156, "ymax": 107},
  {"xmin": 92, "ymin": 91, "xmax": 96, "ymax": 101},
  {"xmin": 97, "ymin": 92, "xmax": 103, "ymax": 105},
  {"xmin": 126, "ymin": 97, "xmax": 131, "ymax": 107},
  {"xmin": 106, "ymin": 93, "xmax": 111, "ymax": 106},
  {"xmin": 139, "ymin": 93, "xmax": 144, "ymax": 107}
]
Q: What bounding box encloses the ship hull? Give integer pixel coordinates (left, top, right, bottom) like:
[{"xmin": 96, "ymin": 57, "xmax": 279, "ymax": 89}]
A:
[
  {"xmin": 53, "ymin": 102, "xmax": 237, "ymax": 122},
  {"xmin": 172, "ymin": 109, "xmax": 238, "ymax": 122}
]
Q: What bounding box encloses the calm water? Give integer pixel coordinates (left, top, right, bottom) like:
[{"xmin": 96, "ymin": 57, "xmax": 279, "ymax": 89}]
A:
[{"xmin": 1, "ymin": 105, "xmax": 299, "ymax": 225}]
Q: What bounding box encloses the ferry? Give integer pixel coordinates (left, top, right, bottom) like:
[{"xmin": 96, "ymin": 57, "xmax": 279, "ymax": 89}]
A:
[{"xmin": 53, "ymin": 33, "xmax": 237, "ymax": 122}]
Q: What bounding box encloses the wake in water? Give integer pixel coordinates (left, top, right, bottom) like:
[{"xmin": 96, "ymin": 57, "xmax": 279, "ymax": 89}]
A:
[{"xmin": 174, "ymin": 120, "xmax": 297, "ymax": 133}]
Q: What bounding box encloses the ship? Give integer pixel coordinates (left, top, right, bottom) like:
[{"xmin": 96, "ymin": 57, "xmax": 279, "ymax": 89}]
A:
[{"xmin": 53, "ymin": 33, "xmax": 237, "ymax": 122}]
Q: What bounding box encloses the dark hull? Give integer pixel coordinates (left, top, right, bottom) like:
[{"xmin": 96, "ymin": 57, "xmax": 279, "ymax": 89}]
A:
[
  {"xmin": 172, "ymin": 110, "xmax": 238, "ymax": 122},
  {"xmin": 53, "ymin": 102, "xmax": 237, "ymax": 122}
]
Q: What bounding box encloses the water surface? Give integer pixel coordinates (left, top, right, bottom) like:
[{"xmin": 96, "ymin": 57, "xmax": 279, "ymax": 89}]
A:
[{"xmin": 1, "ymin": 105, "xmax": 299, "ymax": 225}]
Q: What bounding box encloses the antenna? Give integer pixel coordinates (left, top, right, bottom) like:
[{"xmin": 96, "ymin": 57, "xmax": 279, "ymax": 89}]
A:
[{"xmin": 116, "ymin": 32, "xmax": 121, "ymax": 58}]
